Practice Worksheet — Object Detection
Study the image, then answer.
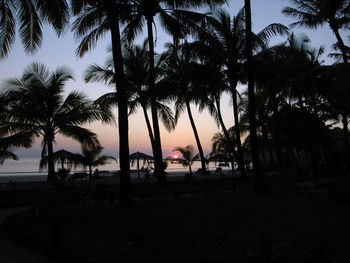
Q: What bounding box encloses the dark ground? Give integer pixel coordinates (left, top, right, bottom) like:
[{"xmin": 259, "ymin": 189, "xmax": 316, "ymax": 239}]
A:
[{"xmin": 1, "ymin": 176, "xmax": 350, "ymax": 263}]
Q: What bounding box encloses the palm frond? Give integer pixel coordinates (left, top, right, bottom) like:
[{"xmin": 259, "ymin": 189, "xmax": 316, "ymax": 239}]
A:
[
  {"xmin": 17, "ymin": 0, "xmax": 43, "ymax": 54},
  {"xmin": 73, "ymin": 17, "xmax": 109, "ymax": 57},
  {"xmin": 0, "ymin": 0, "xmax": 15, "ymax": 59},
  {"xmin": 84, "ymin": 64, "xmax": 115, "ymax": 84},
  {"xmin": 157, "ymin": 103, "xmax": 176, "ymax": 132},
  {"xmin": 59, "ymin": 125, "xmax": 99, "ymax": 147}
]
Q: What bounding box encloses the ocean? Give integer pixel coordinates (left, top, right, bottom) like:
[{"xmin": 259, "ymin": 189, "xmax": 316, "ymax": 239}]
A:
[{"xmin": 0, "ymin": 157, "xmax": 231, "ymax": 182}]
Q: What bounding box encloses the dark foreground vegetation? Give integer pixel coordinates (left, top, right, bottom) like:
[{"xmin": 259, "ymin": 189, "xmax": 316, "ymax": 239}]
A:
[{"xmin": 1, "ymin": 174, "xmax": 350, "ymax": 263}]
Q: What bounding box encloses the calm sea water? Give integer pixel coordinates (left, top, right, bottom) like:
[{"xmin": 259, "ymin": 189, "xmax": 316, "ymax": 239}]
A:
[{"xmin": 0, "ymin": 157, "xmax": 231, "ymax": 182}]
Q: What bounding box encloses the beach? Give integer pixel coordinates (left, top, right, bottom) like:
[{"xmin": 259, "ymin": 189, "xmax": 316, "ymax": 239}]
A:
[{"xmin": 0, "ymin": 158, "xmax": 233, "ymax": 184}]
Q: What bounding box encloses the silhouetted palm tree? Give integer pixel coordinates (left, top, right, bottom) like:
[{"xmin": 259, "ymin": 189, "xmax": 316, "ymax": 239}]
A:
[
  {"xmin": 161, "ymin": 44, "xmax": 208, "ymax": 173},
  {"xmin": 1, "ymin": 94, "xmax": 32, "ymax": 164},
  {"xmin": 244, "ymin": 0, "xmax": 267, "ymax": 192},
  {"xmin": 283, "ymin": 0, "xmax": 350, "ymax": 169},
  {"xmin": 211, "ymin": 129, "xmax": 237, "ymax": 170},
  {"xmin": 195, "ymin": 7, "xmax": 288, "ymax": 178},
  {"xmin": 71, "ymin": 0, "xmax": 132, "ymax": 201},
  {"xmin": 73, "ymin": 144, "xmax": 111, "ymax": 185},
  {"xmin": 124, "ymin": 0, "xmax": 227, "ymax": 183},
  {"xmin": 85, "ymin": 42, "xmax": 176, "ymax": 168},
  {"xmin": 1, "ymin": 63, "xmax": 110, "ymax": 181},
  {"xmin": 0, "ymin": 133, "xmax": 32, "ymax": 165},
  {"xmin": 0, "ymin": 0, "xmax": 69, "ymax": 59},
  {"xmin": 173, "ymin": 145, "xmax": 196, "ymax": 174},
  {"xmin": 283, "ymin": 0, "xmax": 350, "ymax": 63}
]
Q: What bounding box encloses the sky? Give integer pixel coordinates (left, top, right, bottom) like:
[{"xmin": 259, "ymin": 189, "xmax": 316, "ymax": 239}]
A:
[{"xmin": 0, "ymin": 0, "xmax": 345, "ymax": 165}]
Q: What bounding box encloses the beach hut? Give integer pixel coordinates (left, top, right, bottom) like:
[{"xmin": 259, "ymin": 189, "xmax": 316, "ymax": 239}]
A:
[{"xmin": 129, "ymin": 151, "xmax": 154, "ymax": 179}]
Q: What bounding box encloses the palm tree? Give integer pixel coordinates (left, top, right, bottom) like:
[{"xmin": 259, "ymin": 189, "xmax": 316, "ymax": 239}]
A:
[
  {"xmin": 1, "ymin": 94, "xmax": 33, "ymax": 164},
  {"xmin": 195, "ymin": 7, "xmax": 288, "ymax": 178},
  {"xmin": 161, "ymin": 44, "xmax": 208, "ymax": 174},
  {"xmin": 244, "ymin": 0, "xmax": 267, "ymax": 192},
  {"xmin": 124, "ymin": 0, "xmax": 227, "ymax": 183},
  {"xmin": 0, "ymin": 0, "xmax": 69, "ymax": 59},
  {"xmin": 211, "ymin": 129, "xmax": 237, "ymax": 170},
  {"xmin": 283, "ymin": 0, "xmax": 350, "ymax": 64},
  {"xmin": 0, "ymin": 133, "xmax": 32, "ymax": 165},
  {"xmin": 1, "ymin": 63, "xmax": 111, "ymax": 181},
  {"xmin": 73, "ymin": 144, "xmax": 111, "ymax": 185},
  {"xmin": 283, "ymin": 0, "xmax": 350, "ymax": 170},
  {"xmin": 71, "ymin": 0, "xmax": 132, "ymax": 201},
  {"xmin": 173, "ymin": 145, "xmax": 196, "ymax": 174},
  {"xmin": 84, "ymin": 42, "xmax": 176, "ymax": 170}
]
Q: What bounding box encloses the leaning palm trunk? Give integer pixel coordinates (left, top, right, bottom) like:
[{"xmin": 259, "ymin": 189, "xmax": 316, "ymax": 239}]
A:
[
  {"xmin": 332, "ymin": 28, "xmax": 350, "ymax": 171},
  {"xmin": 107, "ymin": 2, "xmax": 131, "ymax": 202},
  {"xmin": 141, "ymin": 103, "xmax": 159, "ymax": 171},
  {"xmin": 147, "ymin": 17, "xmax": 166, "ymax": 184},
  {"xmin": 244, "ymin": 0, "xmax": 266, "ymax": 193},
  {"xmin": 230, "ymin": 84, "xmax": 247, "ymax": 178},
  {"xmin": 185, "ymin": 100, "xmax": 206, "ymax": 173},
  {"xmin": 215, "ymin": 97, "xmax": 237, "ymax": 174},
  {"xmin": 141, "ymin": 103, "xmax": 155, "ymax": 150}
]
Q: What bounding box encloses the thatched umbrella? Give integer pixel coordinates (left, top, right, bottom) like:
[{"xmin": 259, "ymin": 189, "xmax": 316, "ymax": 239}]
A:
[
  {"xmin": 129, "ymin": 151, "xmax": 154, "ymax": 179},
  {"xmin": 41, "ymin": 149, "xmax": 78, "ymax": 171}
]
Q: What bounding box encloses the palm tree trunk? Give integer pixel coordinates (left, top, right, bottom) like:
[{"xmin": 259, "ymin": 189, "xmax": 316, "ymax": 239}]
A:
[
  {"xmin": 260, "ymin": 121, "xmax": 276, "ymax": 168},
  {"xmin": 142, "ymin": 103, "xmax": 155, "ymax": 150},
  {"xmin": 244, "ymin": 0, "xmax": 266, "ymax": 193},
  {"xmin": 230, "ymin": 83, "xmax": 247, "ymax": 178},
  {"xmin": 342, "ymin": 113, "xmax": 350, "ymax": 170},
  {"xmin": 107, "ymin": 2, "xmax": 131, "ymax": 203},
  {"xmin": 270, "ymin": 86, "xmax": 284, "ymax": 173},
  {"xmin": 147, "ymin": 17, "xmax": 166, "ymax": 184},
  {"xmin": 215, "ymin": 97, "xmax": 237, "ymax": 174},
  {"xmin": 185, "ymin": 99, "xmax": 206, "ymax": 173},
  {"xmin": 47, "ymin": 137, "xmax": 56, "ymax": 181},
  {"xmin": 332, "ymin": 28, "xmax": 350, "ymax": 171},
  {"xmin": 288, "ymin": 146, "xmax": 300, "ymax": 171},
  {"xmin": 333, "ymin": 28, "xmax": 349, "ymax": 64},
  {"xmin": 88, "ymin": 165, "xmax": 92, "ymax": 186}
]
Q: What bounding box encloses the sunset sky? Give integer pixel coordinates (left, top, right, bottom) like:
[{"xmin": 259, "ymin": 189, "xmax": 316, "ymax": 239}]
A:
[{"xmin": 0, "ymin": 0, "xmax": 340, "ymax": 163}]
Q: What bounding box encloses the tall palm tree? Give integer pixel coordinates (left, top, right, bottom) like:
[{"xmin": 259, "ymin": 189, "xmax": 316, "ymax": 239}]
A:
[
  {"xmin": 283, "ymin": 0, "xmax": 350, "ymax": 64},
  {"xmin": 196, "ymin": 8, "xmax": 288, "ymax": 178},
  {"xmin": 244, "ymin": 0, "xmax": 267, "ymax": 192},
  {"xmin": 0, "ymin": 0, "xmax": 69, "ymax": 59},
  {"xmin": 71, "ymin": 0, "xmax": 132, "ymax": 201},
  {"xmin": 124, "ymin": 0, "xmax": 227, "ymax": 183},
  {"xmin": 84, "ymin": 42, "xmax": 176, "ymax": 169},
  {"xmin": 254, "ymin": 33, "xmax": 323, "ymax": 173},
  {"xmin": 283, "ymin": 0, "xmax": 350, "ymax": 170},
  {"xmin": 1, "ymin": 63, "xmax": 111, "ymax": 181},
  {"xmin": 160, "ymin": 44, "xmax": 208, "ymax": 173}
]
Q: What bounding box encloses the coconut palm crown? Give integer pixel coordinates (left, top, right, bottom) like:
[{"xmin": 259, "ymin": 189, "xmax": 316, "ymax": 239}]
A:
[{"xmin": 1, "ymin": 63, "xmax": 112, "ymax": 181}]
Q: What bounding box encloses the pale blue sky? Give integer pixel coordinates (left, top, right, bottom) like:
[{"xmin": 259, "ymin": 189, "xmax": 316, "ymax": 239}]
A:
[{"xmin": 0, "ymin": 0, "xmax": 346, "ymax": 163}]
